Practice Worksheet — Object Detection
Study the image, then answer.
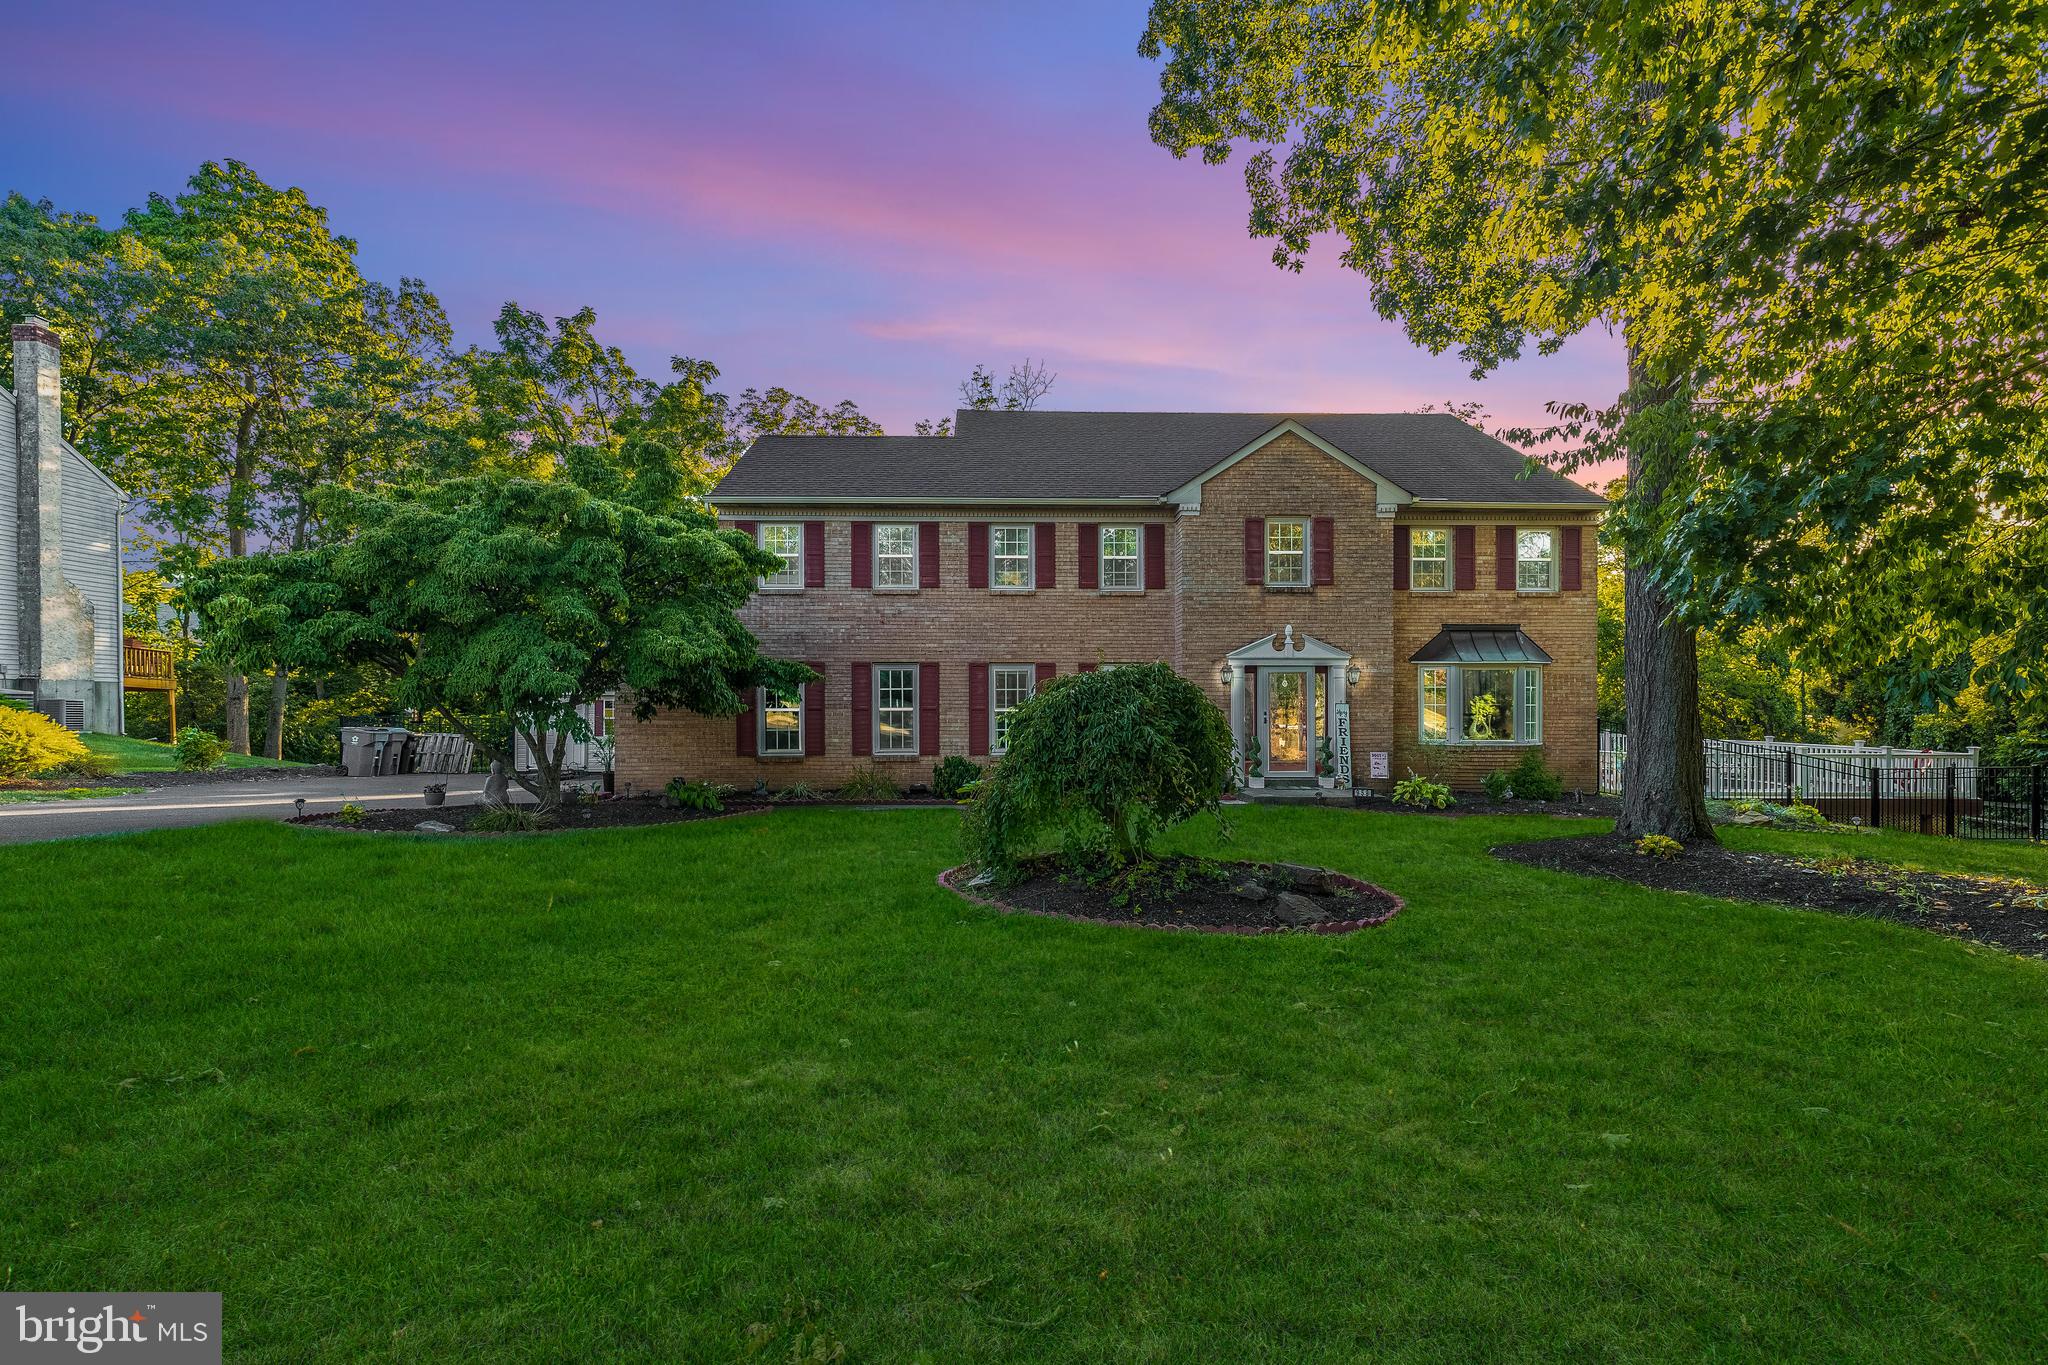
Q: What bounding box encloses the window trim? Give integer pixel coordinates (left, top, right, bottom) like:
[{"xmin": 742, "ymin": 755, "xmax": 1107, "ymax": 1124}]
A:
[
  {"xmin": 1264, "ymin": 515, "xmax": 1310, "ymax": 589},
  {"xmin": 1098, "ymin": 524, "xmax": 1142, "ymax": 593},
  {"xmin": 1416, "ymin": 664, "xmax": 1545, "ymax": 746},
  {"xmin": 990, "ymin": 524, "xmax": 1035, "ymax": 592},
  {"xmin": 873, "ymin": 523, "xmax": 919, "ymax": 592},
  {"xmin": 1515, "ymin": 526, "xmax": 1559, "ymax": 594},
  {"xmin": 757, "ymin": 682, "xmax": 805, "ymax": 757},
  {"xmin": 757, "ymin": 522, "xmax": 805, "ymax": 591},
  {"xmin": 989, "ymin": 663, "xmax": 1036, "ymax": 755},
  {"xmin": 872, "ymin": 663, "xmax": 919, "ymax": 756},
  {"xmin": 1408, "ymin": 527, "xmax": 1452, "ymax": 593}
]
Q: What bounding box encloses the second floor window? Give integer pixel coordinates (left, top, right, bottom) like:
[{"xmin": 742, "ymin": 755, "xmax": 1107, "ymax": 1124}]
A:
[
  {"xmin": 1266, "ymin": 518, "xmax": 1307, "ymax": 586},
  {"xmin": 1410, "ymin": 529, "xmax": 1449, "ymax": 591},
  {"xmin": 1517, "ymin": 529, "xmax": 1557, "ymax": 592},
  {"xmin": 875, "ymin": 666, "xmax": 917, "ymax": 754},
  {"xmin": 992, "ymin": 526, "xmax": 1033, "ymax": 589},
  {"xmin": 1100, "ymin": 526, "xmax": 1140, "ymax": 590},
  {"xmin": 759, "ymin": 524, "xmax": 803, "ymax": 589},
  {"xmin": 760, "ymin": 685, "xmax": 802, "ymax": 754},
  {"xmin": 875, "ymin": 524, "xmax": 917, "ymax": 589}
]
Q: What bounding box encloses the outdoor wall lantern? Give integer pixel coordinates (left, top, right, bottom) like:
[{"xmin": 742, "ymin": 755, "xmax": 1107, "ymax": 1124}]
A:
[
  {"xmin": 1218, "ymin": 661, "xmax": 1234, "ymax": 686},
  {"xmin": 1345, "ymin": 664, "xmax": 1362, "ymax": 686}
]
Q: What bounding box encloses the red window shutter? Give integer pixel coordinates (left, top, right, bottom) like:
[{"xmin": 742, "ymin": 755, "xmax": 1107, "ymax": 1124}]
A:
[
  {"xmin": 1562, "ymin": 525, "xmax": 1584, "ymax": 591},
  {"xmin": 1079, "ymin": 662, "xmax": 1098, "ymax": 673},
  {"xmin": 1035, "ymin": 662, "xmax": 1055, "ymax": 688},
  {"xmin": 1454, "ymin": 526, "xmax": 1476, "ymax": 591},
  {"xmin": 850, "ymin": 522, "xmax": 872, "ymax": 589},
  {"xmin": 1393, "ymin": 527, "xmax": 1410, "ymax": 591},
  {"xmin": 919, "ymin": 522, "xmax": 941, "ymax": 588},
  {"xmin": 918, "ymin": 662, "xmax": 940, "ymax": 756},
  {"xmin": 1312, "ymin": 516, "xmax": 1335, "ymax": 585},
  {"xmin": 1243, "ymin": 517, "xmax": 1264, "ymax": 584},
  {"xmin": 736, "ymin": 688, "xmax": 757, "ymax": 757},
  {"xmin": 1495, "ymin": 525, "xmax": 1516, "ymax": 590},
  {"xmin": 1144, "ymin": 524, "xmax": 1166, "ymax": 590},
  {"xmin": 804, "ymin": 662, "xmax": 825, "ymax": 756},
  {"xmin": 967, "ymin": 523, "xmax": 989, "ymax": 589},
  {"xmin": 803, "ymin": 523, "xmax": 825, "ymax": 588},
  {"xmin": 732, "ymin": 519, "xmax": 756, "ymax": 537},
  {"xmin": 968, "ymin": 662, "xmax": 989, "ymax": 755},
  {"xmin": 851, "ymin": 663, "xmax": 872, "ymax": 756},
  {"xmin": 1035, "ymin": 522, "xmax": 1056, "ymax": 587},
  {"xmin": 1077, "ymin": 523, "xmax": 1099, "ymax": 589}
]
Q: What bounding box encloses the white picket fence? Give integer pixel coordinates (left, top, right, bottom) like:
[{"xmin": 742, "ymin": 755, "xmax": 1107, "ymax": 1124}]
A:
[{"xmin": 1598, "ymin": 732, "xmax": 1979, "ymax": 799}]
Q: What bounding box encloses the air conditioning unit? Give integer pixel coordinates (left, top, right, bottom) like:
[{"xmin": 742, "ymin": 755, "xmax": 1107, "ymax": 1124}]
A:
[{"xmin": 36, "ymin": 697, "xmax": 85, "ymax": 732}]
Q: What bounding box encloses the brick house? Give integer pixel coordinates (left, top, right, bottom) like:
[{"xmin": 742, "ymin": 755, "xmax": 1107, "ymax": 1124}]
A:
[{"xmin": 614, "ymin": 410, "xmax": 1606, "ymax": 795}]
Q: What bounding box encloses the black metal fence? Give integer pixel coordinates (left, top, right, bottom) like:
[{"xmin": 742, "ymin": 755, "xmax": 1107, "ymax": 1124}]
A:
[{"xmin": 1606, "ymin": 735, "xmax": 2045, "ymax": 842}]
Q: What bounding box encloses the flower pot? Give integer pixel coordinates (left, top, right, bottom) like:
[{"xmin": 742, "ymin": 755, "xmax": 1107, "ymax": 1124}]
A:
[
  {"xmin": 602, "ymin": 770, "xmax": 615, "ymax": 795},
  {"xmin": 423, "ymin": 785, "xmax": 446, "ymax": 807},
  {"xmin": 1317, "ymin": 775, "xmax": 1336, "ymax": 790}
]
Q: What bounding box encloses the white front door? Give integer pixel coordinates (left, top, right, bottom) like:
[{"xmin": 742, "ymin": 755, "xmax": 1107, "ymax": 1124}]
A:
[{"xmin": 1262, "ymin": 668, "xmax": 1312, "ymax": 774}]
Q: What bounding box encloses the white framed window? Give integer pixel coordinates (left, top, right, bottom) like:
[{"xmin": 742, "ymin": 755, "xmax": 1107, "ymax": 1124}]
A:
[
  {"xmin": 1516, "ymin": 528, "xmax": 1557, "ymax": 592},
  {"xmin": 992, "ymin": 525, "xmax": 1034, "ymax": 590},
  {"xmin": 1265, "ymin": 518, "xmax": 1308, "ymax": 587},
  {"xmin": 875, "ymin": 665, "xmax": 917, "ymax": 755},
  {"xmin": 990, "ymin": 665, "xmax": 1035, "ymax": 754},
  {"xmin": 875, "ymin": 524, "xmax": 918, "ymax": 590},
  {"xmin": 1100, "ymin": 526, "xmax": 1140, "ymax": 590},
  {"xmin": 758, "ymin": 523, "xmax": 803, "ymax": 589},
  {"xmin": 1417, "ymin": 665, "xmax": 1544, "ymax": 744},
  {"xmin": 1409, "ymin": 528, "xmax": 1450, "ymax": 591},
  {"xmin": 760, "ymin": 685, "xmax": 803, "ymax": 755},
  {"xmin": 1420, "ymin": 667, "xmax": 1450, "ymax": 741}
]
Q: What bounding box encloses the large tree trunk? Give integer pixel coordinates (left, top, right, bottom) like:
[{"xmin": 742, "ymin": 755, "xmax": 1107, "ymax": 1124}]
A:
[
  {"xmin": 1616, "ymin": 346, "xmax": 1716, "ymax": 843},
  {"xmin": 223, "ymin": 414, "xmax": 257, "ymax": 755},
  {"xmin": 265, "ymin": 667, "xmax": 289, "ymax": 759},
  {"xmin": 223, "ymin": 671, "xmax": 250, "ymax": 754}
]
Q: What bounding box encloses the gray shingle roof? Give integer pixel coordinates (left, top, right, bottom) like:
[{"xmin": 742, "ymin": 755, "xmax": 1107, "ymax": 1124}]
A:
[
  {"xmin": 711, "ymin": 410, "xmax": 1604, "ymax": 506},
  {"xmin": 1408, "ymin": 625, "xmax": 1556, "ymax": 665}
]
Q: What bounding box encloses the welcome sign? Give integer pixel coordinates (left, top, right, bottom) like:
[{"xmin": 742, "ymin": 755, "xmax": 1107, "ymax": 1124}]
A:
[{"xmin": 1332, "ymin": 704, "xmax": 1353, "ymax": 787}]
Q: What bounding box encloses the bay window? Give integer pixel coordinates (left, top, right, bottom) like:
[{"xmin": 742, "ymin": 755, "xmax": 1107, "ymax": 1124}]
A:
[{"xmin": 1417, "ymin": 665, "xmax": 1543, "ymax": 744}]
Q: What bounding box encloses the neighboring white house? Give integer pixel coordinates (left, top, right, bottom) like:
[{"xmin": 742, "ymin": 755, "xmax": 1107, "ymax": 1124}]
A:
[{"xmin": 1, "ymin": 317, "xmax": 123, "ymax": 732}]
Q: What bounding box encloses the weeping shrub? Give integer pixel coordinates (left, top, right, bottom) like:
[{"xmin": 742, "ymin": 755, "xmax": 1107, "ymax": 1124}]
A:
[{"xmin": 964, "ymin": 663, "xmax": 1233, "ymax": 882}]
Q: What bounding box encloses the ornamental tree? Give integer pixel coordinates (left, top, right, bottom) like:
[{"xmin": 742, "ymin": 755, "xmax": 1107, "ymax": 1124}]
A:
[
  {"xmin": 965, "ymin": 663, "xmax": 1234, "ymax": 880},
  {"xmin": 191, "ymin": 473, "xmax": 809, "ymax": 812}
]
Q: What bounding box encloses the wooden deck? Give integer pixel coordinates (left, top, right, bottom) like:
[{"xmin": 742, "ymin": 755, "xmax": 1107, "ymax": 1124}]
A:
[{"xmin": 123, "ymin": 637, "xmax": 175, "ymax": 692}]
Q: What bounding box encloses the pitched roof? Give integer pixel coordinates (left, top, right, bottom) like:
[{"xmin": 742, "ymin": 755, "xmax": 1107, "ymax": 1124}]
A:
[{"xmin": 712, "ymin": 410, "xmax": 1605, "ymax": 506}]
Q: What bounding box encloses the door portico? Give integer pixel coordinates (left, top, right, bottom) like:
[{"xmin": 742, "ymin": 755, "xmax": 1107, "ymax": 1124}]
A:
[{"xmin": 1222, "ymin": 627, "xmax": 1353, "ymax": 788}]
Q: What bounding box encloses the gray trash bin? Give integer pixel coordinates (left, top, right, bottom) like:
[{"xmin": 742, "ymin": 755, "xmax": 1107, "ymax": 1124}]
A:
[
  {"xmin": 366, "ymin": 727, "xmax": 412, "ymax": 776},
  {"xmin": 339, "ymin": 726, "xmax": 376, "ymax": 778}
]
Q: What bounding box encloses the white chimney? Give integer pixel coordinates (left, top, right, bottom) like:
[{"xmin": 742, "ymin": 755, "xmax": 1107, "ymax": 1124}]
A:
[{"xmin": 11, "ymin": 317, "xmax": 92, "ymax": 692}]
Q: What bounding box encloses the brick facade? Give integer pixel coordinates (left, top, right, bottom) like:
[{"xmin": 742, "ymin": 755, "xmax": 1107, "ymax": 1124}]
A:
[{"xmin": 614, "ymin": 433, "xmax": 1600, "ymax": 795}]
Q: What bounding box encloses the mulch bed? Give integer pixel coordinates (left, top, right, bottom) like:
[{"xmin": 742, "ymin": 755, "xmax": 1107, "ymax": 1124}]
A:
[
  {"xmin": 1494, "ymin": 833, "xmax": 2048, "ymax": 958},
  {"xmin": 1359, "ymin": 791, "xmax": 1619, "ymax": 819},
  {"xmin": 940, "ymin": 855, "xmax": 1404, "ymax": 935},
  {"xmin": 293, "ymin": 796, "xmax": 769, "ymax": 834}
]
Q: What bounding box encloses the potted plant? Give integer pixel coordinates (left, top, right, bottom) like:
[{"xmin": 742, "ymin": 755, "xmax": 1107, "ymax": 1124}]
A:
[
  {"xmin": 1316, "ymin": 735, "xmax": 1337, "ymax": 790},
  {"xmin": 1243, "ymin": 731, "xmax": 1264, "ymax": 790},
  {"xmin": 422, "ymin": 782, "xmax": 447, "ymax": 807},
  {"xmin": 592, "ymin": 736, "xmax": 617, "ymax": 795}
]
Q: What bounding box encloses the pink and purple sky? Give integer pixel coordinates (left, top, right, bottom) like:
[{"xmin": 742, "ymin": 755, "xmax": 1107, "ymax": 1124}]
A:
[{"xmin": 10, "ymin": 0, "xmax": 1622, "ymax": 468}]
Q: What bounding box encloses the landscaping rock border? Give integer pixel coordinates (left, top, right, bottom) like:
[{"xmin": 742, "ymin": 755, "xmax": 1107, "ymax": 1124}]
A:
[{"xmin": 938, "ymin": 859, "xmax": 1405, "ymax": 936}]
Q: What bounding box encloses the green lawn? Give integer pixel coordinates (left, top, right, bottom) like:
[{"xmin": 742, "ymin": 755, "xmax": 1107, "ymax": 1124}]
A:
[
  {"xmin": 0, "ymin": 785, "xmax": 142, "ymax": 804},
  {"xmin": 83, "ymin": 732, "xmax": 305, "ymax": 773},
  {"xmin": 2, "ymin": 808, "xmax": 2043, "ymax": 1362}
]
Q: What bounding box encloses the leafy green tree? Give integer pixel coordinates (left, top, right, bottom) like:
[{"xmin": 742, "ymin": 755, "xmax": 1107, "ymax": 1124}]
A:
[
  {"xmin": 916, "ymin": 359, "xmax": 1059, "ymax": 435},
  {"xmin": 965, "ymin": 663, "xmax": 1233, "ymax": 881},
  {"xmin": 732, "ymin": 385, "xmax": 881, "ymax": 441},
  {"xmin": 1140, "ymin": 0, "xmax": 2046, "ymax": 842},
  {"xmin": 191, "ymin": 474, "xmax": 809, "ymax": 812}
]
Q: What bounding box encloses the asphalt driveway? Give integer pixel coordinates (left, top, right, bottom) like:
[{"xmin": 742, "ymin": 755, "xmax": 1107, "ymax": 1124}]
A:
[{"xmin": 0, "ymin": 773, "xmax": 512, "ymax": 844}]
